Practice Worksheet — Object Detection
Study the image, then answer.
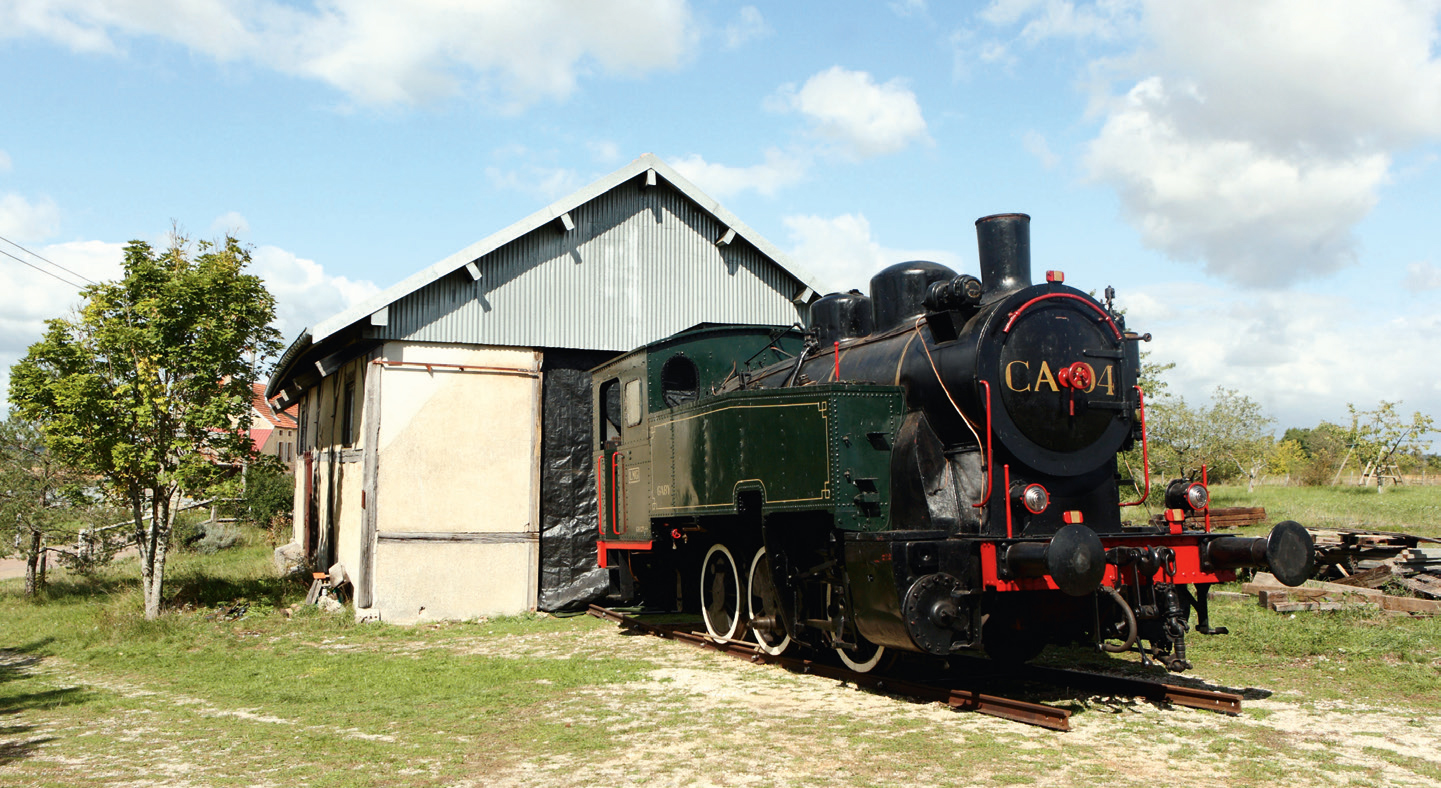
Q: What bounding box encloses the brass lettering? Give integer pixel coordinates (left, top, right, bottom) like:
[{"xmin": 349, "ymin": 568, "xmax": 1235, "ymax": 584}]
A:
[
  {"xmin": 1005, "ymin": 360, "xmax": 1030, "ymax": 391},
  {"xmin": 1034, "ymin": 360, "xmax": 1059, "ymax": 392},
  {"xmin": 1097, "ymin": 364, "xmax": 1115, "ymax": 396}
]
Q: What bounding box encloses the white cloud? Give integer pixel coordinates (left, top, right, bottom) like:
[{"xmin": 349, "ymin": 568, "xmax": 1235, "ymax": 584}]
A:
[
  {"xmin": 671, "ymin": 149, "xmax": 808, "ymax": 199},
  {"xmin": 1122, "ymin": 282, "xmax": 1441, "ymax": 431},
  {"xmin": 1012, "ymin": 1, "xmax": 1441, "ymax": 288},
  {"xmin": 250, "ymin": 245, "xmax": 381, "ymax": 341},
  {"xmin": 723, "ymin": 6, "xmax": 770, "ymax": 49},
  {"xmin": 1022, "ymin": 130, "xmax": 1059, "ymax": 168},
  {"xmin": 484, "ymin": 165, "xmax": 585, "ymax": 203},
  {"xmin": 890, "ymin": 0, "xmax": 929, "ymax": 19},
  {"xmin": 783, "ymin": 213, "xmax": 967, "ymax": 294},
  {"xmin": 586, "ymin": 140, "xmax": 621, "ymax": 164},
  {"xmin": 1085, "ymin": 76, "xmax": 1389, "ymax": 286},
  {"xmin": 775, "ymin": 67, "xmax": 931, "ymax": 158},
  {"xmin": 0, "ymin": 193, "xmax": 61, "ymax": 242},
  {"xmin": 1405, "ymin": 261, "xmax": 1441, "ymax": 291},
  {"xmin": 210, "ymin": 211, "xmax": 250, "ymax": 237},
  {"xmin": 0, "ymin": 238, "xmax": 380, "ymax": 410},
  {"xmin": 1, "ymin": 0, "xmax": 699, "ymax": 108},
  {"xmin": 0, "ymin": 240, "xmax": 125, "ymax": 409}
]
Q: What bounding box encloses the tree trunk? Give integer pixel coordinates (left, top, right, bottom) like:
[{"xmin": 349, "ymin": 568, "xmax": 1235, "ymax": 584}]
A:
[
  {"xmin": 141, "ymin": 490, "xmax": 176, "ymax": 620},
  {"xmin": 24, "ymin": 528, "xmax": 41, "ymax": 597}
]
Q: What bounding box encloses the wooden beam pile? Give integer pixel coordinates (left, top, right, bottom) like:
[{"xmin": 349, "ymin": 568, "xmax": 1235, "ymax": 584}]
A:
[
  {"xmin": 1147, "ymin": 506, "xmax": 1267, "ymax": 530},
  {"xmin": 1243, "ymin": 572, "xmax": 1441, "ymax": 616}
]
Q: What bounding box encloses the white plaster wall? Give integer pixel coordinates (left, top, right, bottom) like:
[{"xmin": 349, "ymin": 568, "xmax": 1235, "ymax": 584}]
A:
[
  {"xmin": 371, "ymin": 540, "xmax": 534, "ymax": 623},
  {"xmin": 374, "ymin": 343, "xmax": 540, "ymax": 535},
  {"xmin": 365, "ymin": 342, "xmax": 543, "ymax": 621}
]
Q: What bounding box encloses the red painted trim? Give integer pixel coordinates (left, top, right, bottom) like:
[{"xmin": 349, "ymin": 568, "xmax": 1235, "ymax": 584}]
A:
[
  {"xmin": 980, "ymin": 537, "xmax": 1233, "ymax": 592},
  {"xmin": 1002, "ymin": 292, "xmax": 1122, "ymax": 339},
  {"xmin": 974, "ymin": 380, "xmax": 993, "ymax": 509},
  {"xmin": 1003, "ymin": 464, "xmax": 1013, "ymax": 538},
  {"xmin": 834, "ymin": 341, "xmax": 840, "ymax": 380},
  {"xmin": 602, "ymin": 540, "xmax": 653, "ymax": 551},
  {"xmin": 1202, "ymin": 466, "xmax": 1211, "ymax": 533},
  {"xmin": 1120, "ymin": 386, "xmax": 1151, "ymax": 507}
]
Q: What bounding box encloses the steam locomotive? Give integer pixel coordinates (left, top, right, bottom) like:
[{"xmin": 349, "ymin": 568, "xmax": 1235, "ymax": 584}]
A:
[{"xmin": 591, "ymin": 213, "xmax": 1313, "ymax": 673}]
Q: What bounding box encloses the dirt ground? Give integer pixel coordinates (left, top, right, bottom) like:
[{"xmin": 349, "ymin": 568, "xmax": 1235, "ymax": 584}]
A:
[{"xmin": 6, "ymin": 618, "xmax": 1439, "ymax": 788}]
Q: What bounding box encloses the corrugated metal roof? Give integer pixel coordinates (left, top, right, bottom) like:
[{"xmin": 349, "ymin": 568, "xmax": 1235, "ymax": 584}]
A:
[
  {"xmin": 370, "ymin": 179, "xmax": 806, "ymax": 350},
  {"xmin": 269, "ymin": 154, "xmax": 820, "ymax": 398},
  {"xmin": 309, "ymin": 153, "xmax": 821, "ymax": 344}
]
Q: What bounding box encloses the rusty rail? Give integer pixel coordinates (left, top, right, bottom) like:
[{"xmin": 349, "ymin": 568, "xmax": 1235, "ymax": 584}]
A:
[
  {"xmin": 587, "ymin": 605, "xmax": 1073, "ymax": 731},
  {"xmin": 588, "ymin": 605, "xmax": 1246, "ymax": 727}
]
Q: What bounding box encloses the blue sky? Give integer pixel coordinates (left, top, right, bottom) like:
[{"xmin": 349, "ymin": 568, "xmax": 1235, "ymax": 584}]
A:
[{"xmin": 2, "ymin": 0, "xmax": 1439, "ymax": 440}]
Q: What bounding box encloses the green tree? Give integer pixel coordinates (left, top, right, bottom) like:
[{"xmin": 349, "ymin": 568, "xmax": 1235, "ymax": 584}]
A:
[
  {"xmin": 1144, "ymin": 387, "xmax": 1275, "ymax": 491},
  {"xmin": 9, "ymin": 234, "xmax": 280, "ymax": 618},
  {"xmin": 1266, "ymin": 438, "xmax": 1308, "ymax": 484},
  {"xmin": 1345, "ymin": 401, "xmax": 1436, "ymax": 492},
  {"xmin": 1205, "ymin": 387, "xmax": 1275, "ymax": 492},
  {"xmin": 0, "ymin": 419, "xmax": 105, "ymax": 595}
]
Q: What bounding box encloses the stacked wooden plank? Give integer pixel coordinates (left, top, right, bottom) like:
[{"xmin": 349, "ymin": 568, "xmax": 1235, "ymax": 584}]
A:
[
  {"xmin": 1146, "ymin": 506, "xmax": 1267, "ymax": 529},
  {"xmin": 1243, "ymin": 572, "xmax": 1441, "ymax": 615}
]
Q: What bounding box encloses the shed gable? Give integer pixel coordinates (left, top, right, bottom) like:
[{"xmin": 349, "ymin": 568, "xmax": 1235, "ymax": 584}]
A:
[{"xmin": 368, "ymin": 178, "xmax": 805, "ymax": 351}]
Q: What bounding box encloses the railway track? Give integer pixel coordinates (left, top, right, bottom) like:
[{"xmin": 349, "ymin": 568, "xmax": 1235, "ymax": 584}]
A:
[{"xmin": 587, "ymin": 605, "xmax": 1242, "ymax": 731}]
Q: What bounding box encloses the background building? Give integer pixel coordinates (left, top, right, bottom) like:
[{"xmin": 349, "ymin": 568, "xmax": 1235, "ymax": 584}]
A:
[
  {"xmin": 248, "ymin": 382, "xmax": 299, "ymax": 469},
  {"xmin": 264, "ymin": 154, "xmax": 822, "ymax": 623}
]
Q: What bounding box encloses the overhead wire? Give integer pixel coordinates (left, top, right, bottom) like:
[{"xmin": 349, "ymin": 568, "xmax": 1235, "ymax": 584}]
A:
[
  {"xmin": 0, "ymin": 232, "xmax": 98, "ymax": 287},
  {"xmin": 0, "ymin": 245, "xmax": 87, "ymax": 290}
]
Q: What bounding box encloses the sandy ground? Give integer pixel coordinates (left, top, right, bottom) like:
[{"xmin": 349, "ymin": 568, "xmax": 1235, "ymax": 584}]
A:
[{"xmin": 5, "ymin": 619, "xmax": 1438, "ymax": 788}]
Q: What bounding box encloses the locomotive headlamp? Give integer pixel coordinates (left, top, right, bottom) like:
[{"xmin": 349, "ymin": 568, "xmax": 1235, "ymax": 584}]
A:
[
  {"xmin": 1010, "ymin": 482, "xmax": 1050, "ymax": 514},
  {"xmin": 1165, "ymin": 479, "xmax": 1209, "ymax": 512}
]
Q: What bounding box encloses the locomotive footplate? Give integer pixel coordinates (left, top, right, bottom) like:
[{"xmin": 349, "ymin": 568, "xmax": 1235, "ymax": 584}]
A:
[{"xmin": 838, "ymin": 523, "xmax": 1313, "ymax": 666}]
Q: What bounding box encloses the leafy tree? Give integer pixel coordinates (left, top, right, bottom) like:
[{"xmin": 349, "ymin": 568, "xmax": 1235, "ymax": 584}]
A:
[
  {"xmin": 1144, "ymin": 387, "xmax": 1275, "ymax": 491},
  {"xmin": 1205, "ymin": 387, "xmax": 1275, "ymax": 492},
  {"xmin": 0, "ymin": 419, "xmax": 107, "ymax": 595},
  {"xmin": 1345, "ymin": 401, "xmax": 1436, "ymax": 492},
  {"xmin": 1266, "ymin": 438, "xmax": 1308, "ymax": 485},
  {"xmin": 9, "ymin": 234, "xmax": 280, "ymax": 618}
]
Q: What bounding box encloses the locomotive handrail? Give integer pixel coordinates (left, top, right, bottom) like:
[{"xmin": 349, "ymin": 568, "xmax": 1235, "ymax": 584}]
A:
[
  {"xmin": 1002, "ymin": 293, "xmax": 1123, "ymax": 340},
  {"xmin": 974, "ymin": 379, "xmax": 993, "ymax": 509},
  {"xmin": 1119, "ymin": 386, "xmax": 1151, "ymax": 507},
  {"xmin": 611, "ymin": 451, "xmax": 622, "ymax": 535},
  {"xmin": 596, "ymin": 453, "xmax": 608, "ymax": 537}
]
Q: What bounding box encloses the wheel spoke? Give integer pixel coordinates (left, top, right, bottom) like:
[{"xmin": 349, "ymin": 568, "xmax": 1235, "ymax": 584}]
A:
[
  {"xmin": 748, "ymin": 547, "xmax": 791, "ymax": 655},
  {"xmin": 700, "ymin": 544, "xmax": 745, "ymax": 641}
]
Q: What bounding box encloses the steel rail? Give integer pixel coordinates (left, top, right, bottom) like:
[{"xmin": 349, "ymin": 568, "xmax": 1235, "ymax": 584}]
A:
[
  {"xmin": 948, "ymin": 657, "xmax": 1243, "ymax": 716},
  {"xmin": 586, "ymin": 606, "xmax": 1073, "ymax": 731}
]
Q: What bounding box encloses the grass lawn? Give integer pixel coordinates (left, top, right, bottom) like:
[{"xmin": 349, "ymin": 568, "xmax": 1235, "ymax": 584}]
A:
[
  {"xmin": 3, "ymin": 491, "xmax": 1440, "ymax": 787},
  {"xmin": 1207, "ymin": 483, "xmax": 1441, "ymax": 539}
]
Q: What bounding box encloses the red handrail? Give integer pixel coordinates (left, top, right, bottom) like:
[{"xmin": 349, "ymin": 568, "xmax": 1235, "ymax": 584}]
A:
[
  {"xmin": 1003, "ymin": 464, "xmax": 1013, "ymax": 538},
  {"xmin": 1002, "ymin": 293, "xmax": 1122, "ymax": 340},
  {"xmin": 1120, "ymin": 386, "xmax": 1151, "ymax": 507}
]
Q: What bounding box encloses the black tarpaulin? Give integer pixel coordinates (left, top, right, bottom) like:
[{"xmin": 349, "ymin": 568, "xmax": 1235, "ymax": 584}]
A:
[{"xmin": 537, "ymin": 349, "xmax": 619, "ymax": 611}]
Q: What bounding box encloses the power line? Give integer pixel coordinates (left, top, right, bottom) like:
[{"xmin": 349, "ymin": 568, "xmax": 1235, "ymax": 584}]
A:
[
  {"xmin": 0, "ymin": 246, "xmax": 87, "ymax": 290},
  {"xmin": 0, "ymin": 233, "xmax": 98, "ymax": 285}
]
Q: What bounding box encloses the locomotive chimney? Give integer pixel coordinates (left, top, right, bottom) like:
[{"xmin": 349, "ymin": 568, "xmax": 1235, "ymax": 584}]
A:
[{"xmin": 975, "ymin": 213, "xmax": 1031, "ymax": 301}]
